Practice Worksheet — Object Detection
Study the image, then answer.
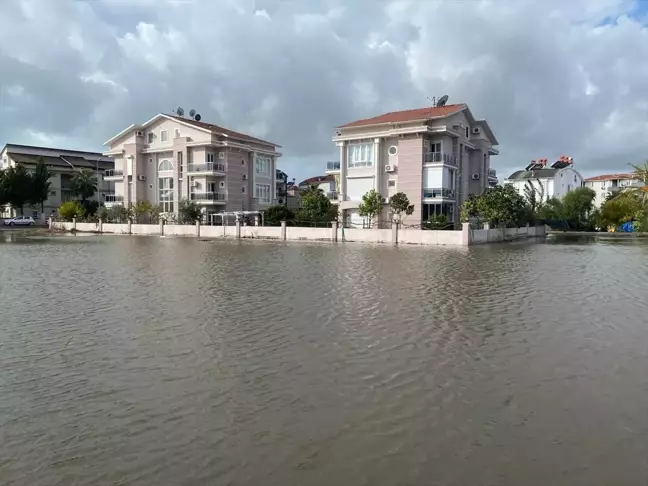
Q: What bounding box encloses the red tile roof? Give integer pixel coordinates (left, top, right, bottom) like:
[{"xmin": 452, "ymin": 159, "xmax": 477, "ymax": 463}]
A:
[
  {"xmin": 584, "ymin": 173, "xmax": 637, "ymax": 182},
  {"xmin": 167, "ymin": 115, "xmax": 279, "ymax": 147},
  {"xmin": 337, "ymin": 104, "xmax": 466, "ymax": 129}
]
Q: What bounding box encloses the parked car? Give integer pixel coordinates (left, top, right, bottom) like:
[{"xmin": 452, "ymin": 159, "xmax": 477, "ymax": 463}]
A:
[{"xmin": 3, "ymin": 216, "xmax": 35, "ymax": 226}]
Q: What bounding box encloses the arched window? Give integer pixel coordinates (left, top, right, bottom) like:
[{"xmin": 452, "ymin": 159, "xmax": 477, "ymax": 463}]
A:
[{"xmin": 158, "ymin": 159, "xmax": 173, "ymax": 171}]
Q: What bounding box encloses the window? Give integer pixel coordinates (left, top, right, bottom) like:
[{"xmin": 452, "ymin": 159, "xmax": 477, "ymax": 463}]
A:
[
  {"xmin": 241, "ymin": 159, "xmax": 245, "ymax": 165},
  {"xmin": 160, "ymin": 130, "xmax": 168, "ymax": 142},
  {"xmin": 466, "ymin": 126, "xmax": 470, "ymax": 138},
  {"xmin": 207, "ymin": 182, "xmax": 217, "ymax": 193},
  {"xmin": 388, "ymin": 145, "xmax": 398, "ymax": 156},
  {"xmin": 388, "ymin": 180, "xmax": 396, "ymax": 187},
  {"xmin": 255, "ymin": 183, "xmax": 271, "ymax": 203},
  {"xmin": 50, "ymin": 191, "xmax": 57, "ymax": 196},
  {"xmin": 219, "ymin": 181, "xmax": 225, "ymax": 188},
  {"xmin": 158, "ymin": 159, "xmax": 173, "ymax": 171},
  {"xmin": 428, "ymin": 142, "xmax": 441, "ymax": 153},
  {"xmin": 255, "ymin": 155, "xmax": 271, "ymax": 174},
  {"xmin": 242, "ymin": 186, "xmax": 246, "ymax": 193},
  {"xmin": 147, "ymin": 132, "xmax": 154, "ymax": 144},
  {"xmin": 207, "ymin": 153, "xmax": 215, "ymax": 163},
  {"xmin": 347, "ymin": 142, "xmax": 374, "ymax": 168},
  {"xmin": 600, "ymin": 181, "xmax": 605, "ymax": 188},
  {"xmin": 149, "ymin": 184, "xmax": 153, "ymax": 190},
  {"xmin": 158, "ymin": 177, "xmax": 174, "ymax": 213},
  {"xmin": 177, "ymin": 152, "xmax": 183, "ymax": 177},
  {"xmin": 148, "ymin": 157, "xmax": 153, "ymax": 164}
]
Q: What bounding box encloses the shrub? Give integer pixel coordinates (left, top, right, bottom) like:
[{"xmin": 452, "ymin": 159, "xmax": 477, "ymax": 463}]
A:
[{"xmin": 58, "ymin": 201, "xmax": 85, "ymax": 221}]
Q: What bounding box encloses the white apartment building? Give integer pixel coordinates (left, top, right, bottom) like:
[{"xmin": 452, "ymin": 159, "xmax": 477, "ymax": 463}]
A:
[
  {"xmin": 504, "ymin": 157, "xmax": 584, "ymax": 202},
  {"xmin": 327, "ymin": 103, "xmax": 499, "ymax": 226},
  {"xmin": 584, "ymin": 173, "xmax": 643, "ymax": 208},
  {"xmin": 103, "ymin": 113, "xmax": 281, "ymax": 221},
  {"xmin": 0, "ymin": 144, "xmax": 114, "ymax": 220}
]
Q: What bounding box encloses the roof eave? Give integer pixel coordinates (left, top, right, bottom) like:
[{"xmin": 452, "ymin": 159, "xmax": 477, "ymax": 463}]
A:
[{"xmin": 336, "ymin": 106, "xmax": 464, "ymax": 131}]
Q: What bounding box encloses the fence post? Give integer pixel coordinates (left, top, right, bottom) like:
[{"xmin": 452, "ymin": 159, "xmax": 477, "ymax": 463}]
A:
[
  {"xmin": 461, "ymin": 222, "xmax": 470, "ymax": 246},
  {"xmin": 159, "ymin": 219, "xmax": 164, "ymax": 236},
  {"xmin": 127, "ymin": 218, "xmax": 132, "ymax": 235},
  {"xmin": 48, "ymin": 217, "xmax": 52, "ymax": 230},
  {"xmin": 391, "ymin": 222, "xmax": 399, "ymax": 245},
  {"xmin": 483, "ymin": 222, "xmax": 489, "ymax": 243},
  {"xmin": 331, "ymin": 221, "xmax": 338, "ymax": 242},
  {"xmin": 235, "ymin": 220, "xmax": 241, "ymax": 239},
  {"xmin": 72, "ymin": 217, "xmax": 77, "ymax": 232},
  {"xmin": 255, "ymin": 215, "xmax": 260, "ymax": 226},
  {"xmin": 280, "ymin": 220, "xmax": 287, "ymax": 240},
  {"xmin": 196, "ymin": 219, "xmax": 201, "ymax": 238},
  {"xmin": 98, "ymin": 218, "xmax": 103, "ymax": 234}
]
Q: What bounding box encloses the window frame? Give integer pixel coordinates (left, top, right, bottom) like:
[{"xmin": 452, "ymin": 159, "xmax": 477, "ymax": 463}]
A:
[
  {"xmin": 254, "ymin": 183, "xmax": 271, "ymax": 203},
  {"xmin": 160, "ymin": 130, "xmax": 168, "ymax": 142}
]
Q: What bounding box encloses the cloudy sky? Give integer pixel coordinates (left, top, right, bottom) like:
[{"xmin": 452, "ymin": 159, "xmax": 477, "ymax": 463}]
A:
[{"xmin": 0, "ymin": 0, "xmax": 647, "ymax": 182}]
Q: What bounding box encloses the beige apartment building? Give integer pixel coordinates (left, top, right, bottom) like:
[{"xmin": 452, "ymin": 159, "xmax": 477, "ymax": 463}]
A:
[
  {"xmin": 0, "ymin": 144, "xmax": 114, "ymax": 220},
  {"xmin": 103, "ymin": 113, "xmax": 281, "ymax": 221},
  {"xmin": 327, "ymin": 103, "xmax": 498, "ymax": 227},
  {"xmin": 584, "ymin": 173, "xmax": 643, "ymax": 209}
]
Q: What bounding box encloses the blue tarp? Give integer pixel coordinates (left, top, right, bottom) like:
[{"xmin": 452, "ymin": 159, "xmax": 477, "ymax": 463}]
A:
[{"xmin": 619, "ymin": 221, "xmax": 634, "ymax": 232}]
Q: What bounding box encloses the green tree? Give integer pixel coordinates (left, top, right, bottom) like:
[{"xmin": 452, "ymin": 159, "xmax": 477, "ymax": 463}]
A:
[
  {"xmin": 561, "ymin": 187, "xmax": 596, "ymax": 229},
  {"xmin": 537, "ymin": 197, "xmax": 564, "ymax": 221},
  {"xmin": 0, "ymin": 170, "xmax": 8, "ymax": 207},
  {"xmin": 389, "ymin": 192, "xmax": 414, "ymax": 223},
  {"xmin": 629, "ymin": 161, "xmax": 648, "ymax": 205},
  {"xmin": 28, "ymin": 157, "xmax": 52, "ymax": 213},
  {"xmin": 296, "ymin": 188, "xmax": 338, "ymax": 225},
  {"xmin": 178, "ymin": 199, "xmax": 202, "ymax": 223},
  {"xmin": 58, "ymin": 201, "xmax": 85, "ymax": 221},
  {"xmin": 71, "ymin": 169, "xmax": 97, "ymax": 203},
  {"xmin": 2, "ymin": 164, "xmax": 31, "ymax": 215},
  {"xmin": 460, "ymin": 185, "xmax": 530, "ymax": 227},
  {"xmin": 108, "ymin": 204, "xmax": 131, "ymax": 223},
  {"xmin": 264, "ymin": 204, "xmax": 295, "ymax": 226},
  {"xmin": 600, "ymin": 193, "xmax": 641, "ymax": 230},
  {"xmin": 97, "ymin": 206, "xmax": 110, "ymax": 222},
  {"xmin": 523, "ymin": 179, "xmax": 545, "ymax": 214},
  {"xmin": 426, "ymin": 213, "xmax": 448, "ymax": 229},
  {"xmin": 358, "ymin": 189, "xmax": 384, "ymax": 228},
  {"xmin": 132, "ymin": 200, "xmax": 153, "ymax": 223}
]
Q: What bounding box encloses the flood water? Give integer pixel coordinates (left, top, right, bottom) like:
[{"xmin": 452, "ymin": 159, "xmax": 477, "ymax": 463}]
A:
[{"xmin": 1, "ymin": 233, "xmax": 648, "ymax": 485}]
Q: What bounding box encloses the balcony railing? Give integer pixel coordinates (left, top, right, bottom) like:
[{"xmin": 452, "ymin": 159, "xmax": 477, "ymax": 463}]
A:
[
  {"xmin": 423, "ymin": 152, "xmax": 457, "ymax": 165},
  {"xmin": 488, "ymin": 168, "xmax": 497, "ymax": 177},
  {"xmin": 104, "ymin": 170, "xmax": 124, "ymax": 178},
  {"xmin": 326, "ymin": 161, "xmax": 341, "ymax": 171},
  {"xmin": 326, "ymin": 191, "xmax": 338, "ymax": 199},
  {"xmin": 423, "ymin": 188, "xmax": 456, "ymax": 199},
  {"xmin": 104, "ymin": 194, "xmax": 124, "ymax": 203},
  {"xmin": 190, "ymin": 192, "xmax": 226, "ymax": 201},
  {"xmin": 187, "ymin": 163, "xmax": 226, "ymax": 173}
]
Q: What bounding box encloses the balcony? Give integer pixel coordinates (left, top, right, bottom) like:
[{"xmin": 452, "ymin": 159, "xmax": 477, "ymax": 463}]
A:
[
  {"xmin": 104, "ymin": 169, "xmax": 124, "ymax": 180},
  {"xmin": 423, "ymin": 188, "xmax": 456, "ymax": 199},
  {"xmin": 190, "ymin": 192, "xmax": 226, "ymax": 204},
  {"xmin": 326, "ymin": 161, "xmax": 341, "ymax": 173},
  {"xmin": 186, "ymin": 163, "xmax": 226, "ymax": 175},
  {"xmin": 423, "ymin": 152, "xmax": 457, "ymax": 166},
  {"xmin": 326, "ymin": 191, "xmax": 338, "ymax": 199},
  {"xmin": 488, "ymin": 168, "xmax": 497, "ymax": 178},
  {"xmin": 104, "ymin": 194, "xmax": 124, "ymax": 206}
]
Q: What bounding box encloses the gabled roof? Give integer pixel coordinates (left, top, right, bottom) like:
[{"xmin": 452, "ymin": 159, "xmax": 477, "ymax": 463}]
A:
[
  {"xmin": 104, "ymin": 113, "xmax": 280, "ymax": 148},
  {"xmin": 337, "ymin": 104, "xmax": 466, "ymax": 129},
  {"xmin": 7, "ymin": 153, "xmax": 113, "ymax": 170},
  {"xmin": 2, "ymin": 143, "xmax": 106, "ymax": 159},
  {"xmin": 584, "ymin": 173, "xmax": 638, "ymax": 182},
  {"xmin": 298, "ymin": 174, "xmax": 335, "ymax": 187}
]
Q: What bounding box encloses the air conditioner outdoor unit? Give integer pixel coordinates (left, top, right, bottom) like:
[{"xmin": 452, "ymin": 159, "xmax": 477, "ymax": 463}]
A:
[
  {"xmin": 191, "ymin": 181, "xmax": 198, "ymax": 188},
  {"xmin": 137, "ymin": 175, "xmax": 146, "ymax": 181},
  {"xmin": 472, "ymin": 127, "xmax": 481, "ymax": 135},
  {"xmin": 471, "ymin": 173, "xmax": 480, "ymax": 180},
  {"xmin": 242, "ymin": 174, "xmax": 248, "ymax": 180},
  {"xmin": 385, "ymin": 165, "xmax": 395, "ymax": 172},
  {"xmin": 218, "ymin": 152, "xmax": 225, "ymax": 159},
  {"xmin": 136, "ymin": 130, "xmax": 144, "ymax": 137}
]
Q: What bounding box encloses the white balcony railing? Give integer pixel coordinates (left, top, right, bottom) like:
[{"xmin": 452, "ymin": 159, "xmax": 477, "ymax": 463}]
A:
[
  {"xmin": 104, "ymin": 170, "xmax": 124, "ymax": 178},
  {"xmin": 423, "ymin": 152, "xmax": 457, "ymax": 165},
  {"xmin": 187, "ymin": 163, "xmax": 226, "ymax": 173},
  {"xmin": 190, "ymin": 192, "xmax": 226, "ymax": 202},
  {"xmin": 422, "ymin": 188, "xmax": 456, "ymax": 199}
]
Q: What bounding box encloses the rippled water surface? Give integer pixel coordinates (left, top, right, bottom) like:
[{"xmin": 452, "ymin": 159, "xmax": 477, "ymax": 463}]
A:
[{"xmin": 2, "ymin": 233, "xmax": 648, "ymax": 485}]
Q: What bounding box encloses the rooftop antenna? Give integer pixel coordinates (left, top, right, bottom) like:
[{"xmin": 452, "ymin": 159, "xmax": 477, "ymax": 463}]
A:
[
  {"xmin": 436, "ymin": 95, "xmax": 449, "ymax": 107},
  {"xmin": 175, "ymin": 106, "xmax": 184, "ymax": 117}
]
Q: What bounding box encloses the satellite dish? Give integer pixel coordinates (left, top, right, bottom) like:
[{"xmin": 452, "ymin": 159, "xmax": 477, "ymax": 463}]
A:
[
  {"xmin": 436, "ymin": 95, "xmax": 449, "ymax": 107},
  {"xmin": 189, "ymin": 109, "xmax": 196, "ymax": 117},
  {"xmin": 194, "ymin": 113, "xmax": 201, "ymax": 121},
  {"xmin": 176, "ymin": 107, "xmax": 184, "ymax": 116}
]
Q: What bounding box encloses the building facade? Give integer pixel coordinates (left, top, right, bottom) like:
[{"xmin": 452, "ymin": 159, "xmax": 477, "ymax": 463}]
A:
[
  {"xmin": 327, "ymin": 103, "xmax": 498, "ymax": 227},
  {"xmin": 103, "ymin": 114, "xmax": 281, "ymax": 222},
  {"xmin": 0, "ymin": 144, "xmax": 114, "ymax": 220},
  {"xmin": 504, "ymin": 157, "xmax": 584, "ymax": 202},
  {"xmin": 584, "ymin": 173, "xmax": 643, "ymax": 208}
]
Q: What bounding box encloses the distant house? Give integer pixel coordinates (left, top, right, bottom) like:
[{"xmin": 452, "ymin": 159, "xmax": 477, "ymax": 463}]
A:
[
  {"xmin": 584, "ymin": 173, "xmax": 643, "ymax": 208},
  {"xmin": 504, "ymin": 156, "xmax": 583, "ymax": 201},
  {"xmin": 298, "ymin": 175, "xmax": 337, "ymax": 200},
  {"xmin": 0, "ymin": 144, "xmax": 114, "ymax": 220}
]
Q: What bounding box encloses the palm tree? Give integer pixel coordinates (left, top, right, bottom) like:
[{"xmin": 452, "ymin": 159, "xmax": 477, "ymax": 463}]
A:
[
  {"xmin": 71, "ymin": 169, "xmax": 97, "ymax": 203},
  {"xmin": 523, "ymin": 178, "xmax": 545, "ymax": 213}
]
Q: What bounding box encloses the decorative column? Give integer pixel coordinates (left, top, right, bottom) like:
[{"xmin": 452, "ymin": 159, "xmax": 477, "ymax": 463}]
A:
[{"xmin": 337, "ymin": 142, "xmax": 347, "ymax": 201}]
